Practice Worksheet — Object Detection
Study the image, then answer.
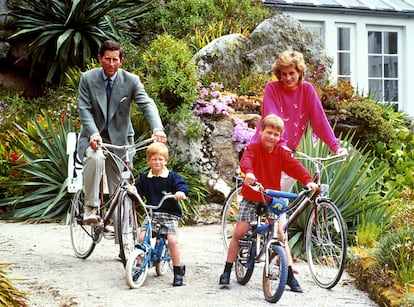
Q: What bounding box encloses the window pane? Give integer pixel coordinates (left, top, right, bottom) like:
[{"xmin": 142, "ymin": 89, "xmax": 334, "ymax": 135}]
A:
[
  {"xmin": 368, "ymin": 56, "xmax": 382, "ymax": 77},
  {"xmin": 368, "ymin": 31, "xmax": 382, "ymax": 53},
  {"xmin": 384, "ymin": 32, "xmax": 397, "ymax": 54},
  {"xmin": 384, "ymin": 56, "xmax": 398, "ymax": 78},
  {"xmin": 384, "ymin": 80, "xmax": 398, "ymax": 101},
  {"xmin": 338, "ymin": 53, "xmax": 350, "ymax": 75},
  {"xmin": 338, "ymin": 28, "xmax": 350, "ymax": 50},
  {"xmin": 368, "ymin": 79, "xmax": 383, "ymax": 100}
]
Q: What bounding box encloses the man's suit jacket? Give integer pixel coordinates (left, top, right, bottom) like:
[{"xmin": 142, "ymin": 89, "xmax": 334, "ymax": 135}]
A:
[{"xmin": 77, "ymin": 68, "xmax": 163, "ymax": 159}]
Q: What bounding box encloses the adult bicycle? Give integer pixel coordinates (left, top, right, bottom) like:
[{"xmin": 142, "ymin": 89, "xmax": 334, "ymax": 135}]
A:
[
  {"xmin": 222, "ymin": 151, "xmax": 348, "ymax": 290},
  {"xmin": 68, "ymin": 136, "xmax": 155, "ymax": 266},
  {"xmin": 125, "ymin": 193, "xmax": 176, "ymax": 288}
]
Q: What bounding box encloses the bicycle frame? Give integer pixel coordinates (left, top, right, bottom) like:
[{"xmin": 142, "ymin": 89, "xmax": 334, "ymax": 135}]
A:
[{"xmin": 69, "ymin": 137, "xmax": 156, "ymax": 263}]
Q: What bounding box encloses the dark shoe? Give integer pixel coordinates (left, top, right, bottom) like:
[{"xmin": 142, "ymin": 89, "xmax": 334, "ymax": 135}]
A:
[
  {"xmin": 173, "ymin": 265, "xmax": 186, "ymax": 286},
  {"xmin": 287, "ymin": 276, "xmax": 303, "ymax": 293},
  {"xmin": 219, "ymin": 271, "xmax": 230, "ymax": 285}
]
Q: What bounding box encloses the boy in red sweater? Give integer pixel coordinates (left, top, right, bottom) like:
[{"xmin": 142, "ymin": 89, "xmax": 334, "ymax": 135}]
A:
[{"xmin": 219, "ymin": 114, "xmax": 318, "ymax": 290}]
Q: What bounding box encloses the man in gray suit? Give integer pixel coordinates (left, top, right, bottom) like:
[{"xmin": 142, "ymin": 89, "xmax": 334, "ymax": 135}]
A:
[{"xmin": 77, "ymin": 40, "xmax": 167, "ymax": 225}]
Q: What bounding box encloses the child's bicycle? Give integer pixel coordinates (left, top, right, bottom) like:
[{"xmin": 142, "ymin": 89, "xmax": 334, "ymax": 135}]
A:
[
  {"xmin": 125, "ymin": 193, "xmax": 177, "ymax": 289},
  {"xmin": 221, "ymin": 151, "xmax": 348, "ymax": 299},
  {"xmin": 68, "ymin": 135, "xmax": 155, "ymax": 266},
  {"xmin": 235, "ymin": 197, "xmax": 289, "ymax": 303}
]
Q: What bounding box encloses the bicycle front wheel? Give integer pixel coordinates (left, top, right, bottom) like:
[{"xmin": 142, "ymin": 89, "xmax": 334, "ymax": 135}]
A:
[
  {"xmin": 262, "ymin": 244, "xmax": 288, "ymax": 303},
  {"xmin": 116, "ymin": 190, "xmax": 138, "ymax": 266},
  {"xmin": 221, "ymin": 185, "xmax": 242, "ymax": 251},
  {"xmin": 305, "ymin": 199, "xmax": 347, "ymax": 289},
  {"xmin": 69, "ymin": 190, "xmax": 96, "ymax": 259},
  {"xmin": 125, "ymin": 248, "xmax": 148, "ymax": 289}
]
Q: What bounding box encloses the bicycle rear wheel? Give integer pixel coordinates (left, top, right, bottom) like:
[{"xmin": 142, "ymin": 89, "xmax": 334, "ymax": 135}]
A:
[
  {"xmin": 235, "ymin": 238, "xmax": 256, "ymax": 285},
  {"xmin": 221, "ymin": 186, "xmax": 242, "ymax": 251},
  {"xmin": 69, "ymin": 190, "xmax": 96, "ymax": 259},
  {"xmin": 116, "ymin": 190, "xmax": 138, "ymax": 266},
  {"xmin": 305, "ymin": 199, "xmax": 347, "ymax": 289},
  {"xmin": 125, "ymin": 248, "xmax": 148, "ymax": 289},
  {"xmin": 262, "ymin": 244, "xmax": 288, "ymax": 303}
]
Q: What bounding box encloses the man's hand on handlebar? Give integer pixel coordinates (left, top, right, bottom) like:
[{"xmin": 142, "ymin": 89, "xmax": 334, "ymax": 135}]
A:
[
  {"xmin": 89, "ymin": 133, "xmax": 102, "ymax": 151},
  {"xmin": 152, "ymin": 128, "xmax": 167, "ymax": 144}
]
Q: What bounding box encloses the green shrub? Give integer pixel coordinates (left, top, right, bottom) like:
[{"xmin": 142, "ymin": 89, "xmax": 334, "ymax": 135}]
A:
[
  {"xmin": 136, "ymin": 0, "xmax": 268, "ymax": 47},
  {"xmin": 140, "ymin": 34, "xmax": 199, "ymax": 116},
  {"xmin": 375, "ymin": 227, "xmax": 414, "ymax": 288}
]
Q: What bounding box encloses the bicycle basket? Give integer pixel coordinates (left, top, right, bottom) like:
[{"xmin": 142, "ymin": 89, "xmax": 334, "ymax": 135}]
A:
[{"xmin": 267, "ymin": 198, "xmax": 287, "ymax": 216}]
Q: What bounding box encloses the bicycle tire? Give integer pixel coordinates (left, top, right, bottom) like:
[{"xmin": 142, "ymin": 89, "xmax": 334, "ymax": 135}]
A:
[
  {"xmin": 155, "ymin": 241, "xmax": 172, "ymax": 276},
  {"xmin": 125, "ymin": 248, "xmax": 148, "ymax": 289},
  {"xmin": 116, "ymin": 190, "xmax": 139, "ymax": 266},
  {"xmin": 235, "ymin": 242, "xmax": 256, "ymax": 285},
  {"xmin": 69, "ymin": 190, "xmax": 96, "ymax": 259},
  {"xmin": 221, "ymin": 185, "xmax": 242, "ymax": 251},
  {"xmin": 262, "ymin": 244, "xmax": 288, "ymax": 303},
  {"xmin": 305, "ymin": 199, "xmax": 347, "ymax": 289}
]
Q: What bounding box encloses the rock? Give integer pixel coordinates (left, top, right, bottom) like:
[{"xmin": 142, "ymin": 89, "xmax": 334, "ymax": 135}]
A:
[{"xmin": 193, "ymin": 33, "xmax": 249, "ymax": 89}]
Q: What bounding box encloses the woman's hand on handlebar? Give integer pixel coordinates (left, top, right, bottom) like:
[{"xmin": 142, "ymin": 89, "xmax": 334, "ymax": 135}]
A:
[{"xmin": 336, "ymin": 147, "xmax": 348, "ymax": 156}]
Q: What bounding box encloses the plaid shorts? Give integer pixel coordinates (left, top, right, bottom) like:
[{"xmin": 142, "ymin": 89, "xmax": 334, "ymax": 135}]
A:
[
  {"xmin": 141, "ymin": 212, "xmax": 179, "ymax": 235},
  {"xmin": 237, "ymin": 198, "xmax": 276, "ymax": 222}
]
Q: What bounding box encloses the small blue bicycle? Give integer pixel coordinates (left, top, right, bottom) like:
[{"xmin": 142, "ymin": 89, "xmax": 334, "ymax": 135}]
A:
[{"xmin": 125, "ymin": 193, "xmax": 176, "ymax": 288}]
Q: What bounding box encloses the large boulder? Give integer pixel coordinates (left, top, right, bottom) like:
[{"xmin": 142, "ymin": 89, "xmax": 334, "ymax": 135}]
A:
[
  {"xmin": 193, "ymin": 33, "xmax": 249, "ymax": 89},
  {"xmin": 193, "ymin": 12, "xmax": 333, "ymax": 88}
]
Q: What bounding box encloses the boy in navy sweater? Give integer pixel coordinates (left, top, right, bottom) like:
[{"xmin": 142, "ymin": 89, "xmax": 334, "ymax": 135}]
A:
[{"xmin": 129, "ymin": 142, "xmax": 189, "ymax": 286}]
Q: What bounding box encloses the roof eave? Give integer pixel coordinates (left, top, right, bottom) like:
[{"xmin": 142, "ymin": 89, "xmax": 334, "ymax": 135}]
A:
[{"xmin": 264, "ymin": 4, "xmax": 414, "ymax": 18}]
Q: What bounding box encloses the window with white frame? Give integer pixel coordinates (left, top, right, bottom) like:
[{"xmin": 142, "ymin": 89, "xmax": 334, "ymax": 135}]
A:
[
  {"xmin": 367, "ymin": 29, "xmax": 399, "ymax": 104},
  {"xmin": 337, "ymin": 26, "xmax": 351, "ymax": 81}
]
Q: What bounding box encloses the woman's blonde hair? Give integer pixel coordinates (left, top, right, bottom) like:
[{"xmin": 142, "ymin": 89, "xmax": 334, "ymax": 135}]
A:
[
  {"xmin": 272, "ymin": 50, "xmax": 306, "ymax": 82},
  {"xmin": 261, "ymin": 114, "xmax": 284, "ymax": 132},
  {"xmin": 146, "ymin": 142, "xmax": 169, "ymax": 161}
]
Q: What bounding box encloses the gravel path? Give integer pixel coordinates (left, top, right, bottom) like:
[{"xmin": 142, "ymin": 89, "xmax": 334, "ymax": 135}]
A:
[{"xmin": 0, "ymin": 221, "xmax": 378, "ymax": 307}]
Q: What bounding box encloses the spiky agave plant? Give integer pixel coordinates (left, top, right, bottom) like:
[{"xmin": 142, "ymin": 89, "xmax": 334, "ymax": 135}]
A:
[
  {"xmin": 287, "ymin": 129, "xmax": 389, "ymax": 257},
  {"xmin": 6, "ymin": 0, "xmax": 155, "ymax": 85},
  {"xmin": 0, "ymin": 116, "xmax": 73, "ymax": 223}
]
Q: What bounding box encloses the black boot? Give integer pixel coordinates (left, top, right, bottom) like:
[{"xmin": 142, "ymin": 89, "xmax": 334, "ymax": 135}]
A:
[
  {"xmin": 173, "ymin": 265, "xmax": 185, "ymax": 286},
  {"xmin": 219, "ymin": 262, "xmax": 233, "ymax": 285},
  {"xmin": 286, "ymin": 266, "xmax": 303, "ymax": 292}
]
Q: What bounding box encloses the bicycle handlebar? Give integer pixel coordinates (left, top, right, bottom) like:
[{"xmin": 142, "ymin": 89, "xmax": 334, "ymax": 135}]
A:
[
  {"xmin": 142, "ymin": 194, "xmax": 177, "ymax": 210},
  {"xmin": 293, "ymin": 150, "xmax": 347, "ymax": 163},
  {"xmin": 99, "ymin": 137, "xmax": 156, "ymax": 152}
]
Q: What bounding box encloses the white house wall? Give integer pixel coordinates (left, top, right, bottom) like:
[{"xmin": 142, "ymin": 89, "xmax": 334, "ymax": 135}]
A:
[{"xmin": 280, "ymin": 10, "xmax": 414, "ymax": 118}]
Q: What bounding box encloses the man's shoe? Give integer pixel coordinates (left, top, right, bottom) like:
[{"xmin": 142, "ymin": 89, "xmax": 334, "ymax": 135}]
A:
[
  {"xmin": 219, "ymin": 272, "xmax": 230, "ymax": 285},
  {"xmin": 286, "ymin": 276, "xmax": 303, "ymax": 293},
  {"xmin": 83, "ymin": 206, "xmax": 99, "ymax": 225}
]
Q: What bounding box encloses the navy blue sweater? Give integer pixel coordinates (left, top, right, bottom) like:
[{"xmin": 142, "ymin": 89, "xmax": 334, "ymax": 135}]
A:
[{"xmin": 134, "ymin": 170, "xmax": 189, "ymax": 217}]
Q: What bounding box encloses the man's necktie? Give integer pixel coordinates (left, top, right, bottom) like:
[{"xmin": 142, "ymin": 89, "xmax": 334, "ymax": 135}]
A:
[
  {"xmin": 106, "ymin": 78, "xmax": 112, "ymax": 102},
  {"xmin": 104, "ymin": 78, "xmax": 112, "ymax": 133}
]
